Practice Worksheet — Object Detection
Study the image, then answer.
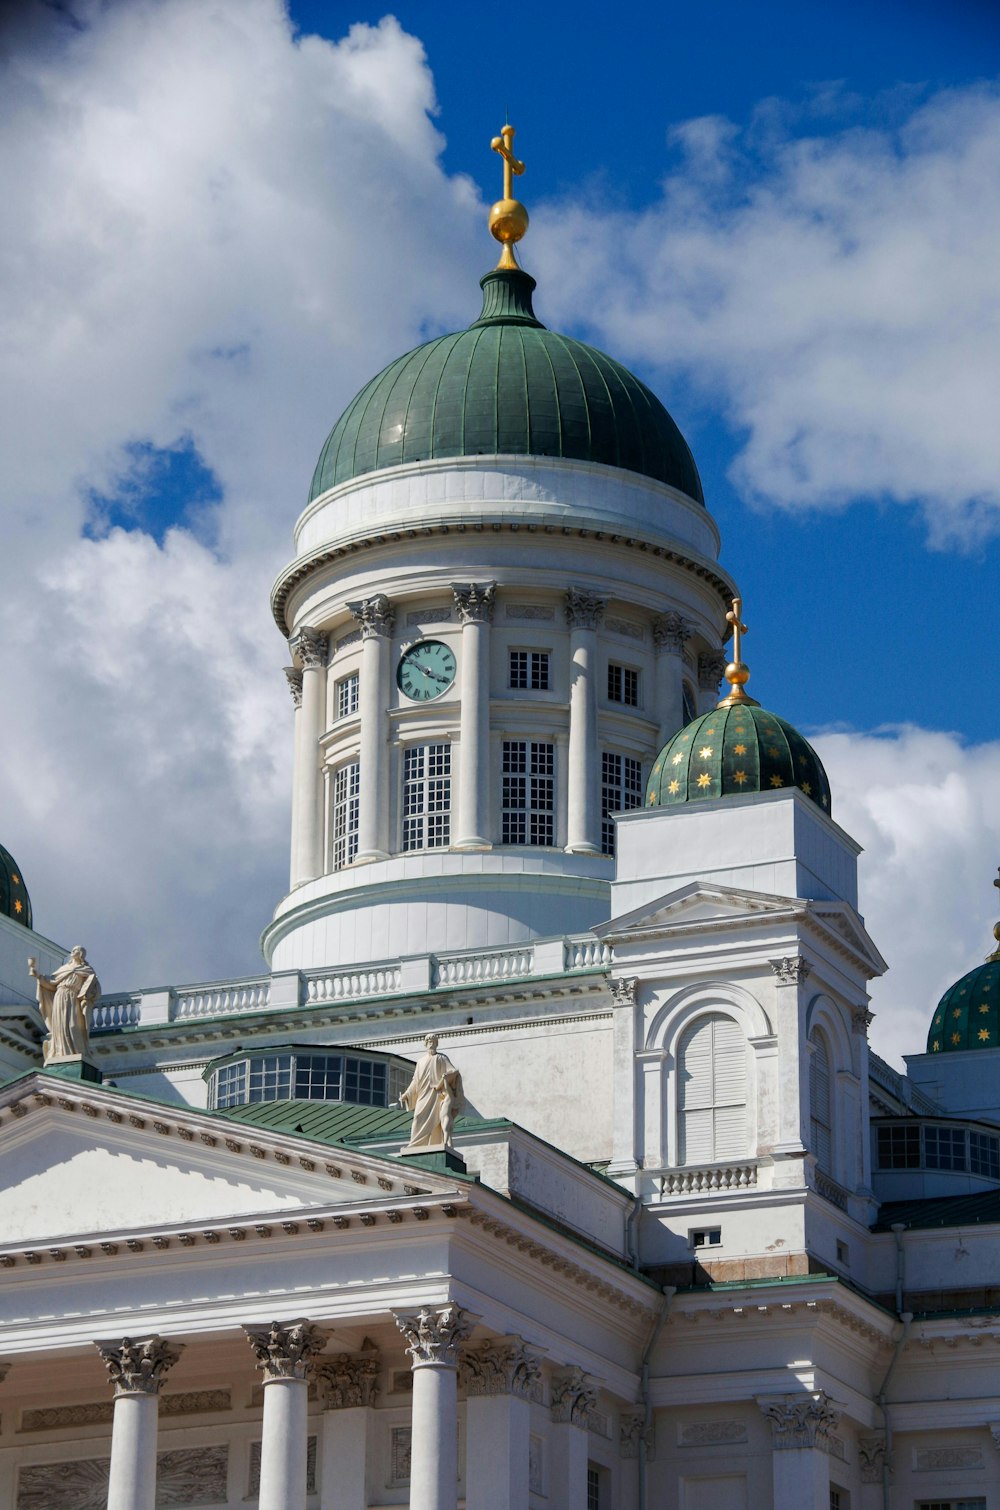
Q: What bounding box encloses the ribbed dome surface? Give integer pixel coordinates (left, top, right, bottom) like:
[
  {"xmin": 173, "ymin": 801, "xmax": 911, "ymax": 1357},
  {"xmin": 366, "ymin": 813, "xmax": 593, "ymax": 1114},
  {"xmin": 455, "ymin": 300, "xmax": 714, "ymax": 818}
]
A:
[
  {"xmin": 645, "ymin": 703, "xmax": 832, "ymax": 814},
  {"xmin": 309, "ymin": 269, "xmax": 704, "ymax": 504},
  {"xmin": 927, "ymin": 958, "xmax": 1000, "ymax": 1054},
  {"xmin": 0, "ymin": 842, "xmax": 32, "ymax": 929}
]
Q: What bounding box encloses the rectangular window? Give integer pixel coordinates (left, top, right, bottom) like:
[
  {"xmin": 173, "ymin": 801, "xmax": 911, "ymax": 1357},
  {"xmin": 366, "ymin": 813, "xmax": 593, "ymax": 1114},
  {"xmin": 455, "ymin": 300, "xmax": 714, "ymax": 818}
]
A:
[
  {"xmin": 331, "ymin": 761, "xmax": 360, "ymax": 870},
  {"xmin": 402, "ymin": 743, "xmax": 451, "ymax": 851},
  {"xmin": 691, "ymin": 1227, "xmax": 722, "ymax": 1248},
  {"xmin": 336, "ymin": 672, "xmax": 359, "ymax": 719},
  {"xmin": 587, "ymin": 1467, "xmax": 602, "ymax": 1510},
  {"xmin": 294, "ymin": 1054, "xmax": 343, "ymax": 1100},
  {"xmin": 608, "ymin": 662, "xmax": 639, "ymax": 706},
  {"xmin": 924, "ymin": 1124, "xmax": 967, "ymax": 1170},
  {"xmin": 212, "ymin": 1060, "xmax": 247, "ymax": 1110},
  {"xmin": 509, "ymin": 649, "xmax": 550, "ymax": 690},
  {"xmin": 344, "ymin": 1056, "xmax": 387, "ymax": 1106},
  {"xmin": 601, "ymin": 752, "xmax": 643, "ymax": 854},
  {"xmin": 248, "ymin": 1055, "xmax": 292, "ymax": 1103},
  {"xmin": 970, "ymin": 1129, "xmax": 1000, "ymax": 1178},
  {"xmin": 502, "ymin": 741, "xmax": 555, "ymax": 846},
  {"xmin": 876, "ymin": 1123, "xmax": 920, "ymax": 1169}
]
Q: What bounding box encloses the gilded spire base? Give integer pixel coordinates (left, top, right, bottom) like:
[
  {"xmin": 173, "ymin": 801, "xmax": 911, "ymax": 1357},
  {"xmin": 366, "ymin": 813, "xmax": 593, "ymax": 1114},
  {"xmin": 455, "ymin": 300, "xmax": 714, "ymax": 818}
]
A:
[{"xmin": 489, "ymin": 125, "xmax": 528, "ymax": 271}]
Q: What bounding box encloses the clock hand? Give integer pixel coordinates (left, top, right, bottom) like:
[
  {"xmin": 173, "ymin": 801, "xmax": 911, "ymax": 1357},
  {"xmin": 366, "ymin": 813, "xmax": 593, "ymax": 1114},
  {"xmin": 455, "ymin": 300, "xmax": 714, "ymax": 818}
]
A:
[{"xmin": 413, "ymin": 661, "xmax": 450, "ymax": 683}]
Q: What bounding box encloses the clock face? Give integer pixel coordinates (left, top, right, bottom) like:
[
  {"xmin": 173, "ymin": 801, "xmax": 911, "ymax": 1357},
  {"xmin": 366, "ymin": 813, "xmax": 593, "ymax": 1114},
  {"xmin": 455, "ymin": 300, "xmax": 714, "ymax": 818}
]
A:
[{"xmin": 396, "ymin": 640, "xmax": 457, "ymax": 702}]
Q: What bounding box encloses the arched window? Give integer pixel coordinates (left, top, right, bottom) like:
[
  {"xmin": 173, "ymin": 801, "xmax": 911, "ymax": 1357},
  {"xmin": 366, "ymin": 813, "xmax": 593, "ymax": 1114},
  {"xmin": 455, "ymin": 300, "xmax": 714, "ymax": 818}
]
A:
[
  {"xmin": 677, "ymin": 1013, "xmax": 747, "ymax": 1164},
  {"xmin": 809, "ymin": 1031, "xmax": 833, "ymax": 1173}
]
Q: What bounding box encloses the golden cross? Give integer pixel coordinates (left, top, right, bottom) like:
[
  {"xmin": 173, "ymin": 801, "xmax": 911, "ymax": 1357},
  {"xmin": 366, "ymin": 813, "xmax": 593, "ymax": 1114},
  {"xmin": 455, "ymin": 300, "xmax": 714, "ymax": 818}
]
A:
[
  {"xmin": 726, "ymin": 596, "xmax": 748, "ymax": 665},
  {"xmin": 491, "ymin": 123, "xmax": 525, "ymax": 201}
]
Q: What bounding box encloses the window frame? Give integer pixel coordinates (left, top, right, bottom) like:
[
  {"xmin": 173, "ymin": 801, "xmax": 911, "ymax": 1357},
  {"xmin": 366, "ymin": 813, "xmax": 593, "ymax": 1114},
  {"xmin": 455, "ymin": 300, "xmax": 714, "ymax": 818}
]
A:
[
  {"xmin": 335, "ymin": 671, "xmax": 360, "ymax": 720},
  {"xmin": 607, "ymin": 660, "xmax": 640, "ymax": 707},
  {"xmin": 331, "ymin": 759, "xmax": 360, "ymax": 871},
  {"xmin": 501, "ymin": 739, "xmax": 555, "ymax": 847},
  {"xmin": 600, "ymin": 750, "xmax": 643, "ymax": 855},
  {"xmin": 508, "ymin": 648, "xmax": 551, "ymax": 692},
  {"xmin": 401, "ymin": 741, "xmax": 452, "ymax": 852}
]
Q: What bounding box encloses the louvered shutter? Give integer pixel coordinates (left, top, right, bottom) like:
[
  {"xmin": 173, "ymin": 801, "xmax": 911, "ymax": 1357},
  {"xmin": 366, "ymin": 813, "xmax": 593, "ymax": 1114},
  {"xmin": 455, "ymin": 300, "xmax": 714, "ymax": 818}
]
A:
[
  {"xmin": 678, "ymin": 1014, "xmax": 748, "ymax": 1163},
  {"xmin": 810, "ymin": 1034, "xmax": 832, "ymax": 1172}
]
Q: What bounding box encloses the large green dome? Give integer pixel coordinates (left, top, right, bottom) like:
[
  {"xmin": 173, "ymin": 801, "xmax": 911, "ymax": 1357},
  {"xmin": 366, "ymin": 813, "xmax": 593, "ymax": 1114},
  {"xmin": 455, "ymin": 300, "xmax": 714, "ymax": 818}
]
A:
[
  {"xmin": 645, "ymin": 702, "xmax": 832, "ymax": 815},
  {"xmin": 927, "ymin": 958, "xmax": 1000, "ymax": 1055},
  {"xmin": 309, "ymin": 269, "xmax": 704, "ymax": 505},
  {"xmin": 0, "ymin": 842, "xmax": 32, "ymax": 929}
]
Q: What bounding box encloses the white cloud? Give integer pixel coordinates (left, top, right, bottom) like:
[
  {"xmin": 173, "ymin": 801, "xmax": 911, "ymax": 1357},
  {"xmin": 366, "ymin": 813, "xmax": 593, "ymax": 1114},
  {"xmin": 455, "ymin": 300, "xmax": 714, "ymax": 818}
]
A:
[
  {"xmin": 532, "ymin": 83, "xmax": 1000, "ymax": 545},
  {"xmin": 0, "ymin": 0, "xmax": 482, "ymax": 989},
  {"xmin": 814, "ymin": 726, "xmax": 1000, "ymax": 1068}
]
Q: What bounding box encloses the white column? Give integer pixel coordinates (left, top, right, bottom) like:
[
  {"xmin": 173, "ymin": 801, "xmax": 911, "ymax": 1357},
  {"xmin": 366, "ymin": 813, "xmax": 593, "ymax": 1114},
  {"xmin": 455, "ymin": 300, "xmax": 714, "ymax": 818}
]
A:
[
  {"xmin": 284, "ymin": 666, "xmax": 304, "ymax": 886},
  {"xmin": 548, "ymin": 1368, "xmax": 596, "ymax": 1510},
  {"xmin": 95, "ymin": 1335, "xmax": 183, "ymax": 1510},
  {"xmin": 607, "ymin": 976, "xmax": 641, "ymax": 1181},
  {"xmin": 564, "ymin": 589, "xmax": 605, "ymax": 854},
  {"xmin": 769, "ymin": 956, "xmax": 812, "ymax": 1165},
  {"xmin": 452, "ymin": 581, "xmax": 495, "ymax": 849},
  {"xmin": 758, "ymin": 1393, "xmax": 840, "ymax": 1510},
  {"xmin": 651, "ymin": 612, "xmax": 691, "ymax": 744},
  {"xmin": 315, "ymin": 1347, "xmax": 380, "ymax": 1510},
  {"xmin": 395, "ymin": 1304, "xmax": 475, "ymax": 1510},
  {"xmin": 289, "ymin": 629, "xmax": 328, "ymax": 885},
  {"xmin": 463, "ymin": 1337, "xmax": 540, "ymax": 1510},
  {"xmin": 697, "ymin": 647, "xmax": 727, "ymax": 714},
  {"xmin": 348, "ymin": 594, "xmax": 394, "ymax": 862},
  {"xmin": 244, "ymin": 1320, "xmax": 327, "ymax": 1510}
]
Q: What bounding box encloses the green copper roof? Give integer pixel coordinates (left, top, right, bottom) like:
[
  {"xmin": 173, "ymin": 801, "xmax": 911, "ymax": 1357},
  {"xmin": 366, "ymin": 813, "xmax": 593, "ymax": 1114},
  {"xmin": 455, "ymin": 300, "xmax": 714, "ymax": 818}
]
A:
[
  {"xmin": 927, "ymin": 957, "xmax": 1000, "ymax": 1055},
  {"xmin": 0, "ymin": 843, "xmax": 31, "ymax": 929},
  {"xmin": 309, "ymin": 268, "xmax": 704, "ymax": 504},
  {"xmin": 645, "ymin": 703, "xmax": 832, "ymax": 815}
]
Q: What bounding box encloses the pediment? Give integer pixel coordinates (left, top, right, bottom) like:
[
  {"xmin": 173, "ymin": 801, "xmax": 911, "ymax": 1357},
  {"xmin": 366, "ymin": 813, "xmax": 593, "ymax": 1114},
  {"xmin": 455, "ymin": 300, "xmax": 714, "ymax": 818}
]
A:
[
  {"xmin": 596, "ymin": 881, "xmax": 804, "ymax": 942},
  {"xmin": 0, "ymin": 1075, "xmax": 439, "ymax": 1246}
]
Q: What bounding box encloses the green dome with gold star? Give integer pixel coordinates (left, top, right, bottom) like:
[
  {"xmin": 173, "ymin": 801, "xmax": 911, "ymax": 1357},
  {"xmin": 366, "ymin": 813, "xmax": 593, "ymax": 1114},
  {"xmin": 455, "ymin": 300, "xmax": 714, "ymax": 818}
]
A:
[
  {"xmin": 927, "ymin": 958, "xmax": 1000, "ymax": 1055},
  {"xmin": 0, "ymin": 842, "xmax": 32, "ymax": 929},
  {"xmin": 645, "ymin": 702, "xmax": 832, "ymax": 814}
]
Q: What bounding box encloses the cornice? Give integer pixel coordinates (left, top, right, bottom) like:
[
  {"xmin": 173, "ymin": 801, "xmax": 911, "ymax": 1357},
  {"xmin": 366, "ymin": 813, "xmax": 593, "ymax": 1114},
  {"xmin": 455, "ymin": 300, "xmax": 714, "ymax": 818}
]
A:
[
  {"xmin": 271, "ymin": 515, "xmax": 736, "ymax": 636},
  {"xmin": 674, "ymin": 1292, "xmax": 894, "ymax": 1353}
]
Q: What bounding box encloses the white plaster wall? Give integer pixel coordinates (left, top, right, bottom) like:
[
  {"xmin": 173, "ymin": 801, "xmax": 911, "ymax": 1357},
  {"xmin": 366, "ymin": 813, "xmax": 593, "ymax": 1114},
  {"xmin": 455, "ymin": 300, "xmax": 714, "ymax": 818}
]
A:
[
  {"xmin": 0, "ymin": 913, "xmax": 65, "ymax": 1008},
  {"xmin": 905, "ymin": 1046, "xmax": 1000, "ymax": 1123}
]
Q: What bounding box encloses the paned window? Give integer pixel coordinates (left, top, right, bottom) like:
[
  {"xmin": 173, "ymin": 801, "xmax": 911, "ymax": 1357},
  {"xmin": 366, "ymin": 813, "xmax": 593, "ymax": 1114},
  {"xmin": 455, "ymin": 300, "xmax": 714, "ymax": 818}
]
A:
[
  {"xmin": 608, "ymin": 662, "xmax": 639, "ymax": 706},
  {"xmin": 970, "ymin": 1129, "xmax": 1000, "ymax": 1178},
  {"xmin": 502, "ymin": 741, "xmax": 555, "ymax": 845},
  {"xmin": 509, "ymin": 649, "xmax": 550, "ymax": 690},
  {"xmin": 336, "ymin": 672, "xmax": 359, "ymax": 719},
  {"xmin": 601, "ymin": 752, "xmax": 643, "ymax": 855},
  {"xmin": 587, "ymin": 1467, "xmax": 602, "ymax": 1510},
  {"xmin": 344, "ymin": 1057, "xmax": 387, "ymax": 1105},
  {"xmin": 876, "ymin": 1124, "xmax": 920, "ymax": 1168},
  {"xmin": 331, "ymin": 761, "xmax": 360, "ymax": 870},
  {"xmin": 677, "ymin": 1013, "xmax": 747, "ymax": 1164},
  {"xmin": 924, "ymin": 1124, "xmax": 966, "ymax": 1170},
  {"xmin": 829, "ymin": 1490, "xmax": 849, "ymax": 1510},
  {"xmin": 211, "ymin": 1060, "xmax": 247, "ymax": 1110},
  {"xmin": 402, "ymin": 743, "xmax": 451, "ymax": 851},
  {"xmin": 248, "ymin": 1055, "xmax": 293, "ymax": 1103},
  {"xmin": 295, "ymin": 1055, "xmax": 343, "ymax": 1100},
  {"xmin": 809, "ymin": 1032, "xmax": 833, "ymax": 1173}
]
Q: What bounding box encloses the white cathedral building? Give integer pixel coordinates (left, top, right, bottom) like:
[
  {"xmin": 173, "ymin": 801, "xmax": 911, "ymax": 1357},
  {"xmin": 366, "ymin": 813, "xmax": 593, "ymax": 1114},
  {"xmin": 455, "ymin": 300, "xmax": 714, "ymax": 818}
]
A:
[{"xmin": 1, "ymin": 127, "xmax": 999, "ymax": 1510}]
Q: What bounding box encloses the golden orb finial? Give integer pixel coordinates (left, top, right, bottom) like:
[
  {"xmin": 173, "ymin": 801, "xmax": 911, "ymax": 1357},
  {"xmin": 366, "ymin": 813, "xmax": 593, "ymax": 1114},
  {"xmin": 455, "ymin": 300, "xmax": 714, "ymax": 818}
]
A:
[
  {"xmin": 988, "ymin": 866, "xmax": 1000, "ymax": 961},
  {"xmin": 489, "ymin": 123, "xmax": 528, "ymax": 270},
  {"xmin": 717, "ymin": 596, "xmax": 760, "ymax": 708}
]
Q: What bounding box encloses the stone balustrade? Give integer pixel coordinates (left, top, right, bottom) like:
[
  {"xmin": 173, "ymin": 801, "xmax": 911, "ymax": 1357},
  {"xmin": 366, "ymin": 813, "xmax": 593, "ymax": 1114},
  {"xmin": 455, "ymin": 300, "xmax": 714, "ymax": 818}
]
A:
[
  {"xmin": 91, "ymin": 934, "xmax": 611, "ymax": 1033},
  {"xmin": 658, "ymin": 1161, "xmax": 759, "ymax": 1197}
]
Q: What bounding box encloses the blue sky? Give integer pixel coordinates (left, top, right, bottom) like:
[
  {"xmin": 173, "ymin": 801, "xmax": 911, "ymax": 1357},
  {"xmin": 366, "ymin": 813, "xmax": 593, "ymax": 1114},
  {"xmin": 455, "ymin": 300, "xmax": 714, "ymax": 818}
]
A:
[{"xmin": 1, "ymin": 0, "xmax": 999, "ymax": 1063}]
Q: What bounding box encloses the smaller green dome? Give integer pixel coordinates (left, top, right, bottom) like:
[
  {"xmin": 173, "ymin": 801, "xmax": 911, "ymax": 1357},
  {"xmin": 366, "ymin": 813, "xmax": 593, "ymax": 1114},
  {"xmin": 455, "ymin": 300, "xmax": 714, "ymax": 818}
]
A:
[
  {"xmin": 645, "ymin": 703, "xmax": 832, "ymax": 814},
  {"xmin": 927, "ymin": 957, "xmax": 1000, "ymax": 1055},
  {"xmin": 0, "ymin": 842, "xmax": 32, "ymax": 929}
]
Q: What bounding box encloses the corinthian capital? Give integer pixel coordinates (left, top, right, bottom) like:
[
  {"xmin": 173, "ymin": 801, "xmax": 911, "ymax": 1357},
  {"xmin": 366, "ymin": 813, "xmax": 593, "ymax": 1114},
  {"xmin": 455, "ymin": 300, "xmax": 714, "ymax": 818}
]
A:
[
  {"xmin": 315, "ymin": 1346, "xmax": 380, "ymax": 1409},
  {"xmin": 461, "ymin": 1337, "xmax": 542, "ymax": 1401},
  {"xmin": 550, "ymin": 1366, "xmax": 598, "ymax": 1426},
  {"xmin": 564, "ymin": 588, "xmax": 606, "ymax": 631},
  {"xmin": 289, "ymin": 627, "xmax": 328, "ymax": 669},
  {"xmin": 284, "ymin": 667, "xmax": 303, "ymax": 708},
  {"xmin": 769, "ymin": 956, "xmax": 811, "ymax": 986},
  {"xmin": 652, "ymin": 611, "xmax": 692, "ymax": 653},
  {"xmin": 95, "ymin": 1336, "xmax": 183, "ymax": 1397},
  {"xmin": 452, "ymin": 581, "xmax": 496, "ymax": 624},
  {"xmin": 243, "ymin": 1320, "xmax": 327, "ymax": 1382},
  {"xmin": 697, "ymin": 648, "xmax": 727, "ymax": 691},
  {"xmin": 394, "ymin": 1304, "xmax": 474, "ymax": 1368},
  {"xmin": 347, "ymin": 594, "xmax": 395, "ymax": 640},
  {"xmin": 757, "ymin": 1392, "xmax": 841, "ymax": 1450}
]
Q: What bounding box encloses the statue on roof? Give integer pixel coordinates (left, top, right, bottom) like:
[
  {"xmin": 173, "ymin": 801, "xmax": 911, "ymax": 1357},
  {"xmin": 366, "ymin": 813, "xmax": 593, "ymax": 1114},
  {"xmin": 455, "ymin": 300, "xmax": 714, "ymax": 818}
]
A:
[
  {"xmin": 28, "ymin": 945, "xmax": 101, "ymax": 1062},
  {"xmin": 397, "ymin": 1033, "xmax": 464, "ymax": 1152}
]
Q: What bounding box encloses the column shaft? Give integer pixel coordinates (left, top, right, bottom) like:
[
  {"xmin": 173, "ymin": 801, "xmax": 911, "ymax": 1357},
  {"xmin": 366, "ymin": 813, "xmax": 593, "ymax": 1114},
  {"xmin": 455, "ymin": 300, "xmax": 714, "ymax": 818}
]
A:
[
  {"xmin": 350, "ymin": 596, "xmax": 394, "ymax": 862},
  {"xmin": 410, "ymin": 1362, "xmax": 458, "ymax": 1510},
  {"xmin": 453, "ymin": 582, "xmax": 495, "ymax": 849},
  {"xmin": 289, "ymin": 631, "xmax": 327, "ymax": 886},
  {"xmin": 772, "ymin": 1447, "xmax": 831, "ymax": 1510},
  {"xmin": 548, "ymin": 1420, "xmax": 589, "ymax": 1510},
  {"xmin": 319, "ymin": 1405, "xmax": 369, "ymax": 1510},
  {"xmin": 465, "ymin": 1392, "xmax": 531, "ymax": 1510},
  {"xmin": 652, "ymin": 613, "xmax": 691, "ymax": 746},
  {"xmin": 107, "ymin": 1393, "xmax": 159, "ymax": 1510},
  {"xmin": 564, "ymin": 589, "xmax": 604, "ymax": 854},
  {"xmin": 259, "ymin": 1377, "xmax": 309, "ymax": 1510}
]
